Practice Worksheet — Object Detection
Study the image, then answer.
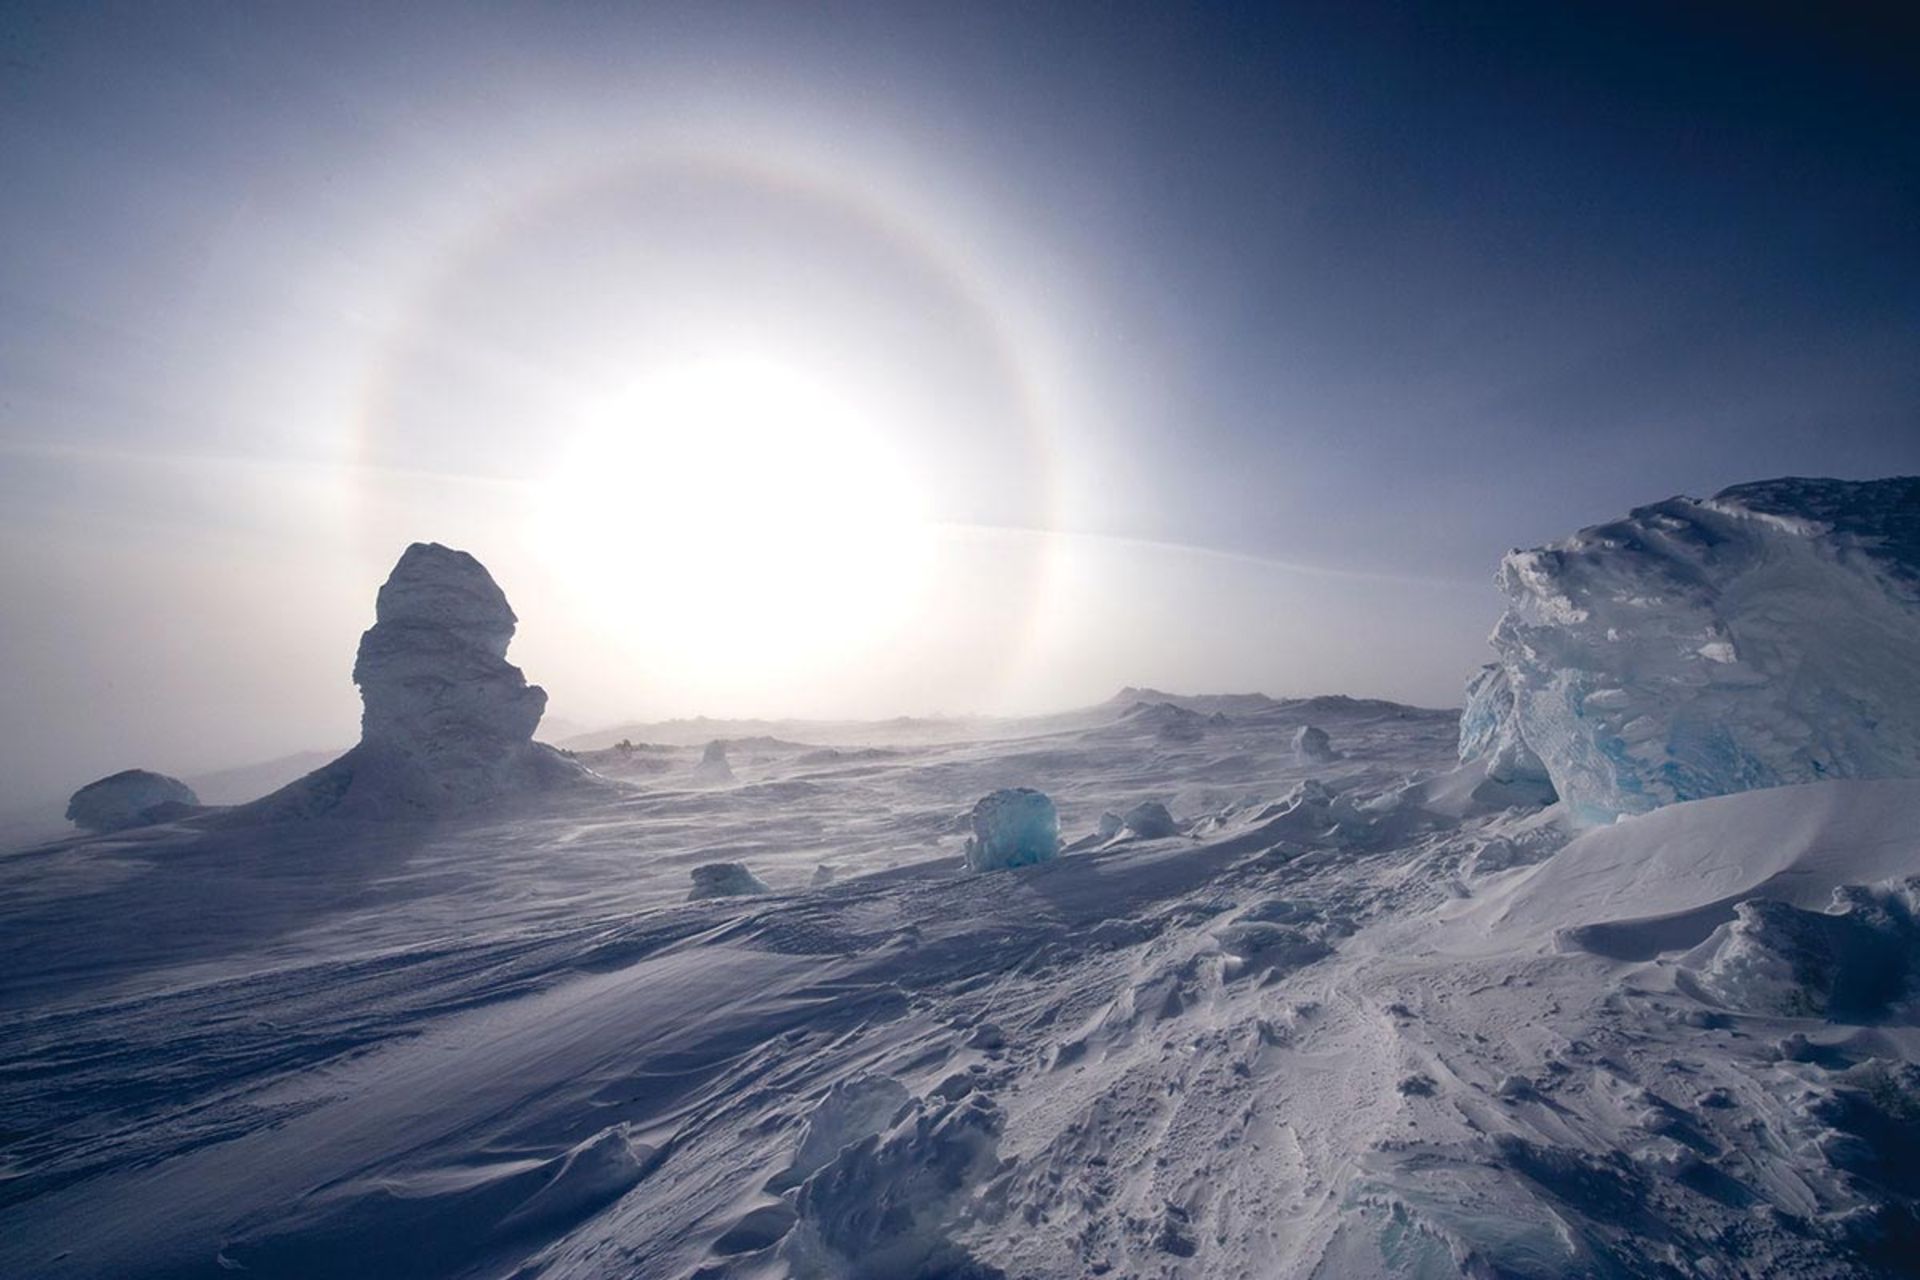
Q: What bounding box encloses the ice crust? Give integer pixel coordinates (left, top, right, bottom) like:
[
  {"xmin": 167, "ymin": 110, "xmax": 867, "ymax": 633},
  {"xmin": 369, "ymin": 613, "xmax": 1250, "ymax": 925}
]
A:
[
  {"xmin": 963, "ymin": 788, "xmax": 1060, "ymax": 871},
  {"xmin": 1465, "ymin": 476, "xmax": 1920, "ymax": 821}
]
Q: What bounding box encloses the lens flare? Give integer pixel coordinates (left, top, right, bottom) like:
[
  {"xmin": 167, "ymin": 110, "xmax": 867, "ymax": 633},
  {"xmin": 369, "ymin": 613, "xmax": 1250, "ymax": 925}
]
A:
[{"xmin": 533, "ymin": 356, "xmax": 932, "ymax": 676}]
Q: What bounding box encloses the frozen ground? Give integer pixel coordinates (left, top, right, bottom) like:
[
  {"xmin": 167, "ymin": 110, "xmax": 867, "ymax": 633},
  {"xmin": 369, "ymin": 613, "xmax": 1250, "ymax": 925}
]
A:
[{"xmin": 4, "ymin": 689, "xmax": 1918, "ymax": 1278}]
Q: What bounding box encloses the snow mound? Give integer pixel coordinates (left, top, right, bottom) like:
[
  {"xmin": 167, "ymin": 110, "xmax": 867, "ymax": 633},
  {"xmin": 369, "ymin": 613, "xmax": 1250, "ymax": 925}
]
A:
[
  {"xmin": 963, "ymin": 788, "xmax": 1060, "ymax": 871},
  {"xmin": 245, "ymin": 543, "xmax": 586, "ymax": 819},
  {"xmin": 1465, "ymin": 476, "xmax": 1920, "ymax": 821},
  {"xmin": 65, "ymin": 769, "xmax": 199, "ymax": 832},
  {"xmin": 688, "ymin": 862, "xmax": 770, "ymax": 900},
  {"xmin": 1291, "ymin": 724, "xmax": 1340, "ymax": 763},
  {"xmin": 1482, "ymin": 778, "xmax": 1920, "ymax": 957}
]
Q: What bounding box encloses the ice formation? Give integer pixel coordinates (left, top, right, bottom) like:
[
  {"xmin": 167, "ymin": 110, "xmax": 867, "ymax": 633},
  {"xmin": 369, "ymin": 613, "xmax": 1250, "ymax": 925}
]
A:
[
  {"xmin": 1120, "ymin": 800, "xmax": 1180, "ymax": 839},
  {"xmin": 65, "ymin": 769, "xmax": 198, "ymax": 832},
  {"xmin": 1463, "ymin": 476, "xmax": 1920, "ymax": 821},
  {"xmin": 1291, "ymin": 724, "xmax": 1339, "ymax": 763},
  {"xmin": 688, "ymin": 862, "xmax": 771, "ymax": 900},
  {"xmin": 1456, "ymin": 665, "xmax": 1551, "ymax": 788},
  {"xmin": 693, "ymin": 740, "xmax": 735, "ymax": 784},
  {"xmin": 1688, "ymin": 880, "xmax": 1920, "ymax": 1020},
  {"xmin": 963, "ymin": 788, "xmax": 1060, "ymax": 871},
  {"xmin": 248, "ymin": 543, "xmax": 584, "ymax": 818}
]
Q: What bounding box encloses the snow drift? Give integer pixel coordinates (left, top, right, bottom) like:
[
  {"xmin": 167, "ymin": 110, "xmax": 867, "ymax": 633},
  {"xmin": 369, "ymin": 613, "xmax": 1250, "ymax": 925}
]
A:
[{"xmin": 1463, "ymin": 476, "xmax": 1920, "ymax": 821}]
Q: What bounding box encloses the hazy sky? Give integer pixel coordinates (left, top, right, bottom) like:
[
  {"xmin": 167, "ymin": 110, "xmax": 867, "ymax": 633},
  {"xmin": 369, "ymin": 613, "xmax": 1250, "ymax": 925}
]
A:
[{"xmin": 2, "ymin": 2, "xmax": 1916, "ymax": 808}]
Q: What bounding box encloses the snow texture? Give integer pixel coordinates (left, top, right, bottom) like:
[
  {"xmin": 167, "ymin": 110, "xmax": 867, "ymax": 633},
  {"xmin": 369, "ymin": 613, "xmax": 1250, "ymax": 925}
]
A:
[
  {"xmin": 64, "ymin": 768, "xmax": 198, "ymax": 832},
  {"xmin": 8, "ymin": 693, "xmax": 1920, "ymax": 1279},
  {"xmin": 963, "ymin": 787, "xmax": 1060, "ymax": 871},
  {"xmin": 1466, "ymin": 476, "xmax": 1920, "ymax": 821}
]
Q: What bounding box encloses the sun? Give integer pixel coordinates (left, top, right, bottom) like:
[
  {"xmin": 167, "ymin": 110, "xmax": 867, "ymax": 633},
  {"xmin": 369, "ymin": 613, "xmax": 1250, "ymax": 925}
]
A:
[{"xmin": 533, "ymin": 356, "xmax": 932, "ymax": 677}]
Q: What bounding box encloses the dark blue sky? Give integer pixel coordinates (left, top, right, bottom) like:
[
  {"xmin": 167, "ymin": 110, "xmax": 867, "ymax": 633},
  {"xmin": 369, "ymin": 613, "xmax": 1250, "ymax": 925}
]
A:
[{"xmin": 1, "ymin": 2, "xmax": 1916, "ymax": 803}]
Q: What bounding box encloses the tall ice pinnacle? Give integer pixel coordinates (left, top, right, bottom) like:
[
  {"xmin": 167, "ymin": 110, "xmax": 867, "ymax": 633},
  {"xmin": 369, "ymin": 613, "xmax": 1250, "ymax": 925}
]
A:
[
  {"xmin": 353, "ymin": 543, "xmax": 547, "ymax": 771},
  {"xmin": 247, "ymin": 542, "xmax": 584, "ymax": 819}
]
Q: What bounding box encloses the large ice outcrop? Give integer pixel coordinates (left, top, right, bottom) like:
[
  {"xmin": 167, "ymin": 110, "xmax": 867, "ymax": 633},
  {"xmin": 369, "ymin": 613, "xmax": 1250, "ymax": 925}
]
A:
[
  {"xmin": 248, "ymin": 543, "xmax": 584, "ymax": 819},
  {"xmin": 1463, "ymin": 477, "xmax": 1920, "ymax": 822},
  {"xmin": 963, "ymin": 788, "xmax": 1060, "ymax": 871},
  {"xmin": 66, "ymin": 769, "xmax": 199, "ymax": 832}
]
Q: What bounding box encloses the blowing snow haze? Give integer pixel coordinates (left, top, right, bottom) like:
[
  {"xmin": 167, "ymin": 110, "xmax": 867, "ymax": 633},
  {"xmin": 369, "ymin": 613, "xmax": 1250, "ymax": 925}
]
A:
[{"xmin": 2, "ymin": 3, "xmax": 1916, "ymax": 811}]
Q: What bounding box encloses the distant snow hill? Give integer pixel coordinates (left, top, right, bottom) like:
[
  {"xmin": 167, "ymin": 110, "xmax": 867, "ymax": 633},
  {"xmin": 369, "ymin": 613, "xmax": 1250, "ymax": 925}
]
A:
[{"xmin": 2, "ymin": 477, "xmax": 1918, "ymax": 1279}]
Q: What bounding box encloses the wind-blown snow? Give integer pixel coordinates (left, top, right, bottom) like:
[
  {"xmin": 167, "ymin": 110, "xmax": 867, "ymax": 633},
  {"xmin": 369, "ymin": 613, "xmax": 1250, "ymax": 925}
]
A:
[{"xmin": 1466, "ymin": 477, "xmax": 1920, "ymax": 821}]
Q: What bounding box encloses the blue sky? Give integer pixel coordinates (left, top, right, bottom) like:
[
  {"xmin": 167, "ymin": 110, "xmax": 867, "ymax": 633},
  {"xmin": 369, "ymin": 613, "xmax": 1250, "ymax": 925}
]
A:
[{"xmin": 2, "ymin": 2, "xmax": 1915, "ymax": 806}]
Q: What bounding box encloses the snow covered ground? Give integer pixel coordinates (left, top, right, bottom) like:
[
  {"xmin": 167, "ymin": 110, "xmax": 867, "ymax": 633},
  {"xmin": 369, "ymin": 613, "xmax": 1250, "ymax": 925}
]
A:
[{"xmin": 5, "ymin": 686, "xmax": 1918, "ymax": 1278}]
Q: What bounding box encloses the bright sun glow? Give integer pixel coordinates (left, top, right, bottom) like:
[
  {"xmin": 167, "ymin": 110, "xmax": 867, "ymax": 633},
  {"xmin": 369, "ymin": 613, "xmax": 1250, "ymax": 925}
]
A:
[{"xmin": 535, "ymin": 357, "xmax": 932, "ymax": 676}]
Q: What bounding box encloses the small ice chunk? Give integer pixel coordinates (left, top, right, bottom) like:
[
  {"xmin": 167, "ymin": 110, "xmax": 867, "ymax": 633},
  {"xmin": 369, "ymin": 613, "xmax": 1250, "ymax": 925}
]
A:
[
  {"xmin": 963, "ymin": 788, "xmax": 1060, "ymax": 871},
  {"xmin": 1121, "ymin": 800, "xmax": 1180, "ymax": 839},
  {"xmin": 1293, "ymin": 725, "xmax": 1340, "ymax": 763},
  {"xmin": 1096, "ymin": 811, "xmax": 1123, "ymax": 840},
  {"xmin": 66, "ymin": 769, "xmax": 199, "ymax": 833},
  {"xmin": 694, "ymin": 740, "xmax": 735, "ymax": 784},
  {"xmin": 1495, "ymin": 1074, "xmax": 1534, "ymax": 1101},
  {"xmin": 689, "ymin": 861, "xmax": 770, "ymax": 899}
]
